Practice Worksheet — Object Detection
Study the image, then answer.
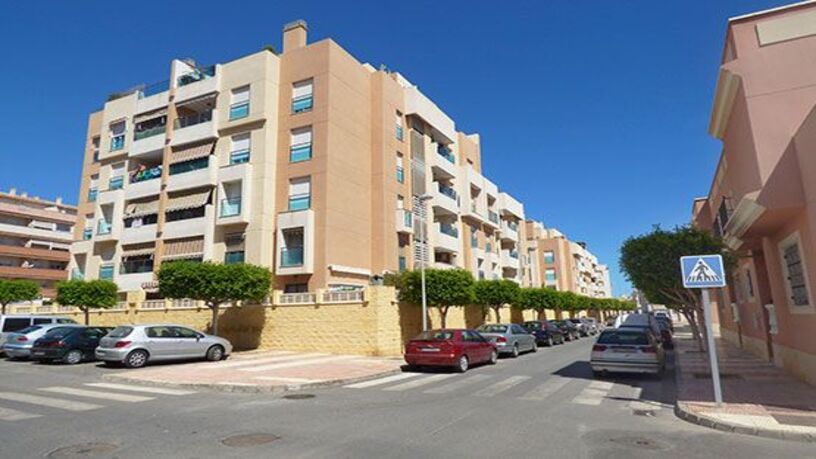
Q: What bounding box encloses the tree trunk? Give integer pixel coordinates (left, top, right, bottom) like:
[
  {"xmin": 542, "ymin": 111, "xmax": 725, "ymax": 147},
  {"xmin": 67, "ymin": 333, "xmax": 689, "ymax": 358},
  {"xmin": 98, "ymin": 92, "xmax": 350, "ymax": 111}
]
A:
[
  {"xmin": 492, "ymin": 305, "xmax": 502, "ymax": 323},
  {"xmin": 1, "ymin": 303, "xmax": 6, "ymax": 315},
  {"xmin": 439, "ymin": 306, "xmax": 448, "ymax": 328},
  {"xmin": 210, "ymin": 303, "xmax": 220, "ymax": 335},
  {"xmin": 83, "ymin": 307, "xmax": 89, "ymax": 325},
  {"xmin": 695, "ymin": 306, "xmax": 709, "ymax": 353},
  {"xmin": 537, "ymin": 309, "xmax": 545, "ymax": 321},
  {"xmin": 683, "ymin": 309, "xmax": 704, "ymax": 351}
]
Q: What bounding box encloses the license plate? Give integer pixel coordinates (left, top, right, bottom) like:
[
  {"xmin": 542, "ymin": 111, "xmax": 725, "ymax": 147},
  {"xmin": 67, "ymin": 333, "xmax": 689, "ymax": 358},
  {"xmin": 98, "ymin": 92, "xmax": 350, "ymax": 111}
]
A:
[
  {"xmin": 613, "ymin": 349, "xmax": 631, "ymax": 354},
  {"xmin": 420, "ymin": 348, "xmax": 440, "ymax": 352},
  {"xmin": 33, "ymin": 351, "xmax": 45, "ymax": 356}
]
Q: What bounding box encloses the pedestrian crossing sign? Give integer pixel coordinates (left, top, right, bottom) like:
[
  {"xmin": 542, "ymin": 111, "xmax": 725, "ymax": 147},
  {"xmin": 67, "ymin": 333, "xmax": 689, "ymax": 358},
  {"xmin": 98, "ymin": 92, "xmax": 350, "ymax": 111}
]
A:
[{"xmin": 680, "ymin": 255, "xmax": 726, "ymax": 288}]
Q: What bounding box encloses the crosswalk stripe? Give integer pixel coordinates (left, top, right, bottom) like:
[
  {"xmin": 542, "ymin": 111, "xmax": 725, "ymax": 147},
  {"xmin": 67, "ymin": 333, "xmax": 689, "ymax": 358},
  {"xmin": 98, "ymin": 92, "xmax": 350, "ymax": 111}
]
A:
[
  {"xmin": 571, "ymin": 380, "xmax": 614, "ymax": 406},
  {"xmin": 519, "ymin": 376, "xmax": 571, "ymax": 401},
  {"xmin": 215, "ymin": 353, "xmax": 326, "ymax": 369},
  {"xmin": 383, "ymin": 374, "xmax": 456, "ymax": 391},
  {"xmin": 345, "ymin": 373, "xmax": 421, "ymax": 389},
  {"xmin": 40, "ymin": 387, "xmax": 154, "ymax": 403},
  {"xmin": 241, "ymin": 355, "xmax": 356, "ymax": 372},
  {"xmin": 0, "ymin": 406, "xmax": 41, "ymax": 421},
  {"xmin": 472, "ymin": 375, "xmax": 531, "ymax": 397},
  {"xmin": 0, "ymin": 392, "xmax": 102, "ymax": 411},
  {"xmin": 424, "ymin": 374, "xmax": 490, "ymax": 394},
  {"xmin": 84, "ymin": 383, "xmax": 195, "ymax": 396}
]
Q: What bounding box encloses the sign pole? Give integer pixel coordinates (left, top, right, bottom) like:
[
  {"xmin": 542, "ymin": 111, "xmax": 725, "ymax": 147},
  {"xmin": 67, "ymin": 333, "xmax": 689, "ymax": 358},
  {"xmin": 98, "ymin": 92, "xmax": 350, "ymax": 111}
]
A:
[{"xmin": 702, "ymin": 289, "xmax": 723, "ymax": 407}]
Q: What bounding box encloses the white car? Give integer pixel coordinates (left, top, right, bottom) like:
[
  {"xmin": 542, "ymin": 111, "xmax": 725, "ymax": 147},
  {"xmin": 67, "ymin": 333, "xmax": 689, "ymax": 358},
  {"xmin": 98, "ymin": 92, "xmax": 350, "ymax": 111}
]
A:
[
  {"xmin": 0, "ymin": 315, "xmax": 77, "ymax": 352},
  {"xmin": 614, "ymin": 313, "xmax": 662, "ymax": 339},
  {"xmin": 591, "ymin": 328, "xmax": 665, "ymax": 376}
]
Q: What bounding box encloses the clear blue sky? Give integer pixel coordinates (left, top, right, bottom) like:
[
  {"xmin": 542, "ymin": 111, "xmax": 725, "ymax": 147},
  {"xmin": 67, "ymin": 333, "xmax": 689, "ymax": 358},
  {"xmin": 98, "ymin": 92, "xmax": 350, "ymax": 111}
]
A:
[{"xmin": 0, "ymin": 0, "xmax": 791, "ymax": 296}]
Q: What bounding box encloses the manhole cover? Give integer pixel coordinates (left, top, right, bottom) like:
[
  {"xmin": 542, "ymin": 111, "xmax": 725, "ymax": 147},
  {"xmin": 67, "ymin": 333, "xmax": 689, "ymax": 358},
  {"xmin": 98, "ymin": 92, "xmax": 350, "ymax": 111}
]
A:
[
  {"xmin": 283, "ymin": 393, "xmax": 315, "ymax": 400},
  {"xmin": 608, "ymin": 436, "xmax": 669, "ymax": 451},
  {"xmin": 222, "ymin": 433, "xmax": 280, "ymax": 447},
  {"xmin": 632, "ymin": 409, "xmax": 656, "ymax": 417},
  {"xmin": 47, "ymin": 443, "xmax": 119, "ymax": 458}
]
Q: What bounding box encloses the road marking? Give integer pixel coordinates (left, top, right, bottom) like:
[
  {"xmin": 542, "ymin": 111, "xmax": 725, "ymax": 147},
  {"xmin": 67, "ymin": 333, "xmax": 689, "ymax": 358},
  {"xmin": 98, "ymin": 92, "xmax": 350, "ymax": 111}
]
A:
[
  {"xmin": 241, "ymin": 355, "xmax": 356, "ymax": 372},
  {"xmin": 214, "ymin": 353, "xmax": 327, "ymax": 369},
  {"xmin": 382, "ymin": 374, "xmax": 456, "ymax": 391},
  {"xmin": 40, "ymin": 387, "xmax": 154, "ymax": 403},
  {"xmin": 0, "ymin": 392, "xmax": 102, "ymax": 411},
  {"xmin": 519, "ymin": 376, "xmax": 572, "ymax": 401},
  {"xmin": 0, "ymin": 406, "xmax": 41, "ymax": 421},
  {"xmin": 344, "ymin": 372, "xmax": 421, "ymax": 389},
  {"xmin": 254, "ymin": 376, "xmax": 326, "ymax": 383},
  {"xmin": 424, "ymin": 374, "xmax": 491, "ymax": 394},
  {"xmin": 472, "ymin": 375, "xmax": 531, "ymax": 397},
  {"xmin": 571, "ymin": 380, "xmax": 614, "ymax": 406},
  {"xmin": 84, "ymin": 383, "xmax": 195, "ymax": 396}
]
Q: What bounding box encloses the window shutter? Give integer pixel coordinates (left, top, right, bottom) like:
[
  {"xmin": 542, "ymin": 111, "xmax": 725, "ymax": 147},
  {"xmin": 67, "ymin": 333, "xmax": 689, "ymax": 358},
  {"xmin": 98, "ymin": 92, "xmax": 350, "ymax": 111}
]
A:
[
  {"xmin": 291, "ymin": 127, "xmax": 313, "ymax": 145},
  {"xmin": 289, "ymin": 177, "xmax": 311, "ymax": 196},
  {"xmin": 231, "ymin": 133, "xmax": 251, "ymax": 152},
  {"xmin": 231, "ymin": 86, "xmax": 250, "ymax": 104},
  {"xmin": 293, "ymin": 80, "xmax": 313, "ymax": 98}
]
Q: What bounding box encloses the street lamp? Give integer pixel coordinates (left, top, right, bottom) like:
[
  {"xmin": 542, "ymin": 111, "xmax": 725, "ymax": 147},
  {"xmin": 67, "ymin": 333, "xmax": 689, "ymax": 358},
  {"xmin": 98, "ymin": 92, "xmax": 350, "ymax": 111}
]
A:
[{"xmin": 417, "ymin": 194, "xmax": 433, "ymax": 331}]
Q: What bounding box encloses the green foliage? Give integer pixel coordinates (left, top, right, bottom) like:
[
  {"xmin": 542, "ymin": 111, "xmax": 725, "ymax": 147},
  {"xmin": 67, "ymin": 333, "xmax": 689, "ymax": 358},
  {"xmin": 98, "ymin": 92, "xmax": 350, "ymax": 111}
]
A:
[
  {"xmin": 382, "ymin": 272, "xmax": 404, "ymax": 290},
  {"xmin": 472, "ymin": 279, "xmax": 520, "ymax": 321},
  {"xmin": 399, "ymin": 268, "xmax": 474, "ymax": 328},
  {"xmin": 56, "ymin": 279, "xmax": 118, "ymax": 325},
  {"xmin": 516, "ymin": 287, "xmax": 560, "ymax": 312},
  {"xmin": 0, "ymin": 279, "xmax": 40, "ymax": 314}
]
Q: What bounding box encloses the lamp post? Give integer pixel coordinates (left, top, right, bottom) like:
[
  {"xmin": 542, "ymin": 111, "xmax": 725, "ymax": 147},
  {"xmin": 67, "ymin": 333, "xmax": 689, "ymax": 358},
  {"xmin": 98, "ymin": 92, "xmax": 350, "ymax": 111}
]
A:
[{"xmin": 418, "ymin": 194, "xmax": 433, "ymax": 331}]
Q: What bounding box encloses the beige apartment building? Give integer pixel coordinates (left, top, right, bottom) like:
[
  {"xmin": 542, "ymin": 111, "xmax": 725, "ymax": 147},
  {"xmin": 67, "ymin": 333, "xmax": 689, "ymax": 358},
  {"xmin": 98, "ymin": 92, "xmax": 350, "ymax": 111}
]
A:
[
  {"xmin": 524, "ymin": 221, "xmax": 612, "ymax": 297},
  {"xmin": 692, "ymin": 1, "xmax": 816, "ymax": 385},
  {"xmin": 0, "ymin": 189, "xmax": 76, "ymax": 298},
  {"xmin": 68, "ymin": 20, "xmax": 533, "ymax": 297}
]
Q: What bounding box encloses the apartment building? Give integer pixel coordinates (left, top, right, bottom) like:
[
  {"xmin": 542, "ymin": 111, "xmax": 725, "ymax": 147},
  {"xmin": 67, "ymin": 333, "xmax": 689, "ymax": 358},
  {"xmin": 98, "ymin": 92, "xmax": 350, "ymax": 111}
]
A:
[
  {"xmin": 0, "ymin": 189, "xmax": 75, "ymax": 298},
  {"xmin": 68, "ymin": 20, "xmax": 531, "ymax": 296},
  {"xmin": 692, "ymin": 1, "xmax": 816, "ymax": 384},
  {"xmin": 524, "ymin": 220, "xmax": 612, "ymax": 297}
]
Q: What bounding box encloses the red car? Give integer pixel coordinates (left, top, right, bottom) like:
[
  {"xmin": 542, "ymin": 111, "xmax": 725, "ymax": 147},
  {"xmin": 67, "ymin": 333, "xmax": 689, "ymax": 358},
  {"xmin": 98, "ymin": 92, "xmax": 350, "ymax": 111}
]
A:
[{"xmin": 404, "ymin": 329, "xmax": 498, "ymax": 372}]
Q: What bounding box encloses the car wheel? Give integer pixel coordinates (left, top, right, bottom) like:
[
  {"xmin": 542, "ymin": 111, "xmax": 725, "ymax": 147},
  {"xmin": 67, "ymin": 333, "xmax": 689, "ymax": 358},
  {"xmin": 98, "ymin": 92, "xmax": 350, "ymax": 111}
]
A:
[
  {"xmin": 206, "ymin": 345, "xmax": 225, "ymax": 362},
  {"xmin": 547, "ymin": 336, "xmax": 554, "ymax": 347},
  {"xmin": 488, "ymin": 349, "xmax": 498, "ymax": 365},
  {"xmin": 456, "ymin": 355, "xmax": 469, "ymax": 373},
  {"xmin": 531, "ymin": 341, "xmax": 538, "ymax": 353},
  {"xmin": 511, "ymin": 344, "xmax": 520, "ymax": 358},
  {"xmin": 63, "ymin": 349, "xmax": 83, "ymax": 365},
  {"xmin": 124, "ymin": 350, "xmax": 149, "ymax": 369}
]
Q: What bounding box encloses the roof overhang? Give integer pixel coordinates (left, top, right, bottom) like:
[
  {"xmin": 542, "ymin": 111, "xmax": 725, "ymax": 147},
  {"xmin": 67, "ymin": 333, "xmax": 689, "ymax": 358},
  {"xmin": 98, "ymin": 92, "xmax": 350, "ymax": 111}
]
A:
[
  {"xmin": 709, "ymin": 68, "xmax": 742, "ymax": 140},
  {"xmin": 723, "ymin": 191, "xmax": 766, "ymax": 250}
]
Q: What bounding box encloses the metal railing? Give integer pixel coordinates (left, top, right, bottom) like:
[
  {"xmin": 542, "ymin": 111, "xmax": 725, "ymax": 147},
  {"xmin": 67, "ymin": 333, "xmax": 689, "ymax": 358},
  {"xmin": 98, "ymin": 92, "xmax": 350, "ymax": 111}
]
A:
[
  {"xmin": 174, "ymin": 110, "xmax": 213, "ymax": 129},
  {"xmin": 139, "ymin": 80, "xmax": 170, "ymax": 98}
]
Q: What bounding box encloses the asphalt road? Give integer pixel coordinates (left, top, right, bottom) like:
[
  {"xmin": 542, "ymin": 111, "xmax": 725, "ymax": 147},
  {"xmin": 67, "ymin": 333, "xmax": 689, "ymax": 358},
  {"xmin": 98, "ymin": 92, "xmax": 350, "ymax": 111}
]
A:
[{"xmin": 0, "ymin": 337, "xmax": 813, "ymax": 458}]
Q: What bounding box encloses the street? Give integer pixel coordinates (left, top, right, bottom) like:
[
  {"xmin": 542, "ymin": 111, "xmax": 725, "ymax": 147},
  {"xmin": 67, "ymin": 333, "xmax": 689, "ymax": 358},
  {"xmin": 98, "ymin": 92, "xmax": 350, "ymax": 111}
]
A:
[{"xmin": 0, "ymin": 337, "xmax": 812, "ymax": 458}]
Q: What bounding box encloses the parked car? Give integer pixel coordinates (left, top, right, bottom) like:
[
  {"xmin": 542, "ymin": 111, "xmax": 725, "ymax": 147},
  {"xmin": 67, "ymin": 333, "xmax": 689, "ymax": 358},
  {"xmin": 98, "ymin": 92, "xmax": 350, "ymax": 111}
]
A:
[
  {"xmin": 615, "ymin": 313, "xmax": 662, "ymax": 339},
  {"xmin": 656, "ymin": 320, "xmax": 674, "ymax": 349},
  {"xmin": 404, "ymin": 329, "xmax": 497, "ymax": 373},
  {"xmin": 566, "ymin": 318, "xmax": 590, "ymax": 337},
  {"xmin": 2, "ymin": 323, "xmax": 80, "ymax": 359},
  {"xmin": 605, "ymin": 315, "xmax": 618, "ymax": 327},
  {"xmin": 95, "ymin": 324, "xmax": 233, "ymax": 368},
  {"xmin": 582, "ymin": 317, "xmax": 600, "ymax": 335},
  {"xmin": 476, "ymin": 323, "xmax": 537, "ymax": 357},
  {"xmin": 655, "ymin": 314, "xmax": 674, "ymax": 332},
  {"xmin": 522, "ymin": 320, "xmax": 565, "ymax": 346},
  {"xmin": 549, "ymin": 320, "xmax": 579, "ymax": 341},
  {"xmin": 0, "ymin": 315, "xmax": 77, "ymax": 353},
  {"xmin": 31, "ymin": 326, "xmax": 113, "ymax": 364},
  {"xmin": 590, "ymin": 327, "xmax": 666, "ymax": 377}
]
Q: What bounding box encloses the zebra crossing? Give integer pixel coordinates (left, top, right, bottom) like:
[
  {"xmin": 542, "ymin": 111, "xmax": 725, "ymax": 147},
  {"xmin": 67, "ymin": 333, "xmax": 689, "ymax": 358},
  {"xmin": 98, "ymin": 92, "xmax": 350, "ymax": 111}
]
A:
[
  {"xmin": 343, "ymin": 371, "xmax": 668, "ymax": 411},
  {"xmin": 0, "ymin": 382, "xmax": 195, "ymax": 422}
]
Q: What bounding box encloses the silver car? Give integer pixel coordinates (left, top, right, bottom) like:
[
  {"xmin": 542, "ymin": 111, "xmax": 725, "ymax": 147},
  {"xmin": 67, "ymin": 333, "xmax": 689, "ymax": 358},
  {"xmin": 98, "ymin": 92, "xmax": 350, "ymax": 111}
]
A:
[
  {"xmin": 95, "ymin": 324, "xmax": 233, "ymax": 368},
  {"xmin": 590, "ymin": 327, "xmax": 665, "ymax": 376},
  {"xmin": 2, "ymin": 324, "xmax": 83, "ymax": 359},
  {"xmin": 476, "ymin": 323, "xmax": 537, "ymax": 357}
]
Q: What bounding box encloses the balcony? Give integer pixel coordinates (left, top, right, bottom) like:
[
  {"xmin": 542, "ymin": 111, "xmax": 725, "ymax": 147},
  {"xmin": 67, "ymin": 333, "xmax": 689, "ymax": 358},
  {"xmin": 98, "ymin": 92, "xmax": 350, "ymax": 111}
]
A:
[
  {"xmin": 164, "ymin": 206, "xmax": 213, "ymax": 240},
  {"xmin": 122, "ymin": 224, "xmax": 157, "ymax": 245},
  {"xmin": 500, "ymin": 220, "xmax": 519, "ymax": 242},
  {"xmin": 434, "ymin": 223, "xmax": 460, "ymax": 253},
  {"xmin": 219, "ymin": 198, "xmax": 241, "ymax": 218},
  {"xmin": 71, "ymin": 268, "xmax": 84, "ymax": 280},
  {"xmin": 464, "ymin": 199, "xmax": 486, "ymax": 223},
  {"xmin": 131, "ymin": 126, "xmax": 166, "ymax": 158},
  {"xmin": 280, "ymin": 247, "xmax": 304, "ymax": 267},
  {"xmin": 135, "ymin": 81, "xmax": 169, "ymax": 115},
  {"xmin": 501, "ymin": 249, "xmax": 520, "ymax": 270},
  {"xmin": 498, "ymin": 192, "xmax": 524, "ymax": 219},
  {"xmin": 126, "ymin": 167, "xmax": 162, "ymax": 200},
  {"xmin": 0, "ymin": 222, "xmax": 73, "ymax": 244},
  {"xmin": 396, "ymin": 209, "xmax": 413, "ymax": 234},
  {"xmin": 432, "ymin": 183, "xmax": 459, "ymax": 216},
  {"xmin": 172, "ymin": 110, "xmax": 217, "ymax": 147},
  {"xmin": 175, "ymin": 66, "xmax": 218, "ymax": 103},
  {"xmin": 167, "ymin": 158, "xmax": 216, "ymax": 193},
  {"xmin": 0, "ymin": 245, "xmax": 69, "ymax": 263},
  {"xmin": 430, "ymin": 145, "xmax": 458, "ymax": 179},
  {"xmin": 437, "ymin": 145, "xmax": 455, "ymax": 164},
  {"xmin": 0, "ymin": 265, "xmax": 67, "ymax": 282},
  {"xmin": 97, "ymin": 220, "xmax": 112, "ymax": 236}
]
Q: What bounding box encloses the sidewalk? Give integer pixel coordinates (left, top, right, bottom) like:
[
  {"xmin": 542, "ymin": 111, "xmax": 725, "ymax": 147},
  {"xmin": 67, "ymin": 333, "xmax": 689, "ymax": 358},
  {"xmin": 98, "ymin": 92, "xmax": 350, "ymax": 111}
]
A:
[
  {"xmin": 103, "ymin": 351, "xmax": 404, "ymax": 393},
  {"xmin": 673, "ymin": 328, "xmax": 816, "ymax": 442}
]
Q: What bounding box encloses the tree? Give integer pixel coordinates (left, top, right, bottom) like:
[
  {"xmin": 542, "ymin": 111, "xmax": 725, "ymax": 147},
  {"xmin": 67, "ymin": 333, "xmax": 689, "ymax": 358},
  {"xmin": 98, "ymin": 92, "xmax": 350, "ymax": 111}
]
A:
[
  {"xmin": 472, "ymin": 279, "xmax": 520, "ymax": 322},
  {"xmin": 158, "ymin": 261, "xmax": 272, "ymax": 335},
  {"xmin": 619, "ymin": 225, "xmax": 733, "ymax": 350},
  {"xmin": 516, "ymin": 287, "xmax": 560, "ymax": 320},
  {"xmin": 399, "ymin": 268, "xmax": 474, "ymax": 328},
  {"xmin": 56, "ymin": 279, "xmax": 118, "ymax": 325},
  {"xmin": 0, "ymin": 279, "xmax": 39, "ymax": 315}
]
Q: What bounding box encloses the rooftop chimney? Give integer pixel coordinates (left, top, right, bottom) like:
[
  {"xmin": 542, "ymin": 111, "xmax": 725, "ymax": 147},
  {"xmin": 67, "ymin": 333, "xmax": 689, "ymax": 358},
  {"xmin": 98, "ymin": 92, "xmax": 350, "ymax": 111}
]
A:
[{"xmin": 283, "ymin": 20, "xmax": 308, "ymax": 53}]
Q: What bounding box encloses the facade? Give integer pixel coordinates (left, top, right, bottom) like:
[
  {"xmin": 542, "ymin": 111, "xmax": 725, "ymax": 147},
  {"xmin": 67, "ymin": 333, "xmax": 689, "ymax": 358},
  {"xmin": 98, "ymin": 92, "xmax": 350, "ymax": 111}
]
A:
[
  {"xmin": 692, "ymin": 1, "xmax": 816, "ymax": 385},
  {"xmin": 0, "ymin": 189, "xmax": 76, "ymax": 298},
  {"xmin": 68, "ymin": 20, "xmax": 533, "ymax": 297},
  {"xmin": 524, "ymin": 220, "xmax": 612, "ymax": 297}
]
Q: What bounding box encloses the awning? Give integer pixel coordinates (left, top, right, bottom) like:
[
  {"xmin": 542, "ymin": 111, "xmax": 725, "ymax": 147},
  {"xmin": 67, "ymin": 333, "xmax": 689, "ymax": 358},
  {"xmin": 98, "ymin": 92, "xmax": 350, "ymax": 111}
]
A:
[
  {"xmin": 176, "ymin": 91, "xmax": 217, "ymax": 107},
  {"xmin": 124, "ymin": 200, "xmax": 160, "ymax": 218},
  {"xmin": 134, "ymin": 107, "xmax": 168, "ymax": 123},
  {"xmin": 163, "ymin": 237, "xmax": 204, "ymax": 259},
  {"xmin": 122, "ymin": 247, "xmax": 155, "ymax": 258},
  {"xmin": 166, "ymin": 190, "xmax": 210, "ymax": 212},
  {"xmin": 171, "ymin": 141, "xmax": 213, "ymax": 164}
]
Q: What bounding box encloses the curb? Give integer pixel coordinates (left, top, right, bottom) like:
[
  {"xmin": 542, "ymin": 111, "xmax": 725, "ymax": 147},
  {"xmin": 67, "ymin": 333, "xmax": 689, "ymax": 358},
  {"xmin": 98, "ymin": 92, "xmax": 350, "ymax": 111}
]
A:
[{"xmin": 101, "ymin": 368, "xmax": 404, "ymax": 395}]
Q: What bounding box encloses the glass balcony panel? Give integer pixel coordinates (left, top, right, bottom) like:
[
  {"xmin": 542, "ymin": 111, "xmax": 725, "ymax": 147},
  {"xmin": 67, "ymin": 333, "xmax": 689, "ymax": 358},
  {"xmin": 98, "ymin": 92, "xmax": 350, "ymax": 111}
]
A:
[
  {"xmin": 437, "ymin": 145, "xmax": 455, "ymax": 164},
  {"xmin": 225, "ymin": 251, "xmax": 245, "ymax": 264},
  {"xmin": 97, "ymin": 221, "xmax": 112, "ymax": 235},
  {"xmin": 134, "ymin": 124, "xmax": 166, "ymax": 140},
  {"xmin": 174, "ymin": 110, "xmax": 213, "ymax": 129},
  {"xmin": 439, "ymin": 184, "xmax": 458, "ymax": 201},
  {"xmin": 176, "ymin": 65, "xmax": 215, "ymax": 87},
  {"xmin": 220, "ymin": 198, "xmax": 242, "ymax": 218},
  {"xmin": 439, "ymin": 223, "xmax": 458, "ymax": 238},
  {"xmin": 280, "ymin": 247, "xmax": 304, "ymax": 267}
]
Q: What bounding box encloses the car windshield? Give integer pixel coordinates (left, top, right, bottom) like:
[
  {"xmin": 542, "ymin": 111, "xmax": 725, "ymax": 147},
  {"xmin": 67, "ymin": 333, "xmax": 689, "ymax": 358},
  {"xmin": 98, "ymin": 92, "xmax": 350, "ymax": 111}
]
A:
[
  {"xmin": 413, "ymin": 330, "xmax": 454, "ymax": 341},
  {"xmin": 107, "ymin": 326, "xmax": 133, "ymax": 338},
  {"xmin": 523, "ymin": 322, "xmax": 542, "ymax": 330},
  {"xmin": 477, "ymin": 325, "xmax": 508, "ymax": 333},
  {"xmin": 598, "ymin": 330, "xmax": 649, "ymax": 345},
  {"xmin": 15, "ymin": 325, "xmax": 43, "ymax": 335},
  {"xmin": 43, "ymin": 327, "xmax": 79, "ymax": 338}
]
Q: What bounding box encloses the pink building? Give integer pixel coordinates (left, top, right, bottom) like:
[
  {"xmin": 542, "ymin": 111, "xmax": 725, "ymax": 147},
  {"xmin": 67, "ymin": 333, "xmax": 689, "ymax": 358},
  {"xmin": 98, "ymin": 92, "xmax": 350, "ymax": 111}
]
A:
[{"xmin": 693, "ymin": 1, "xmax": 816, "ymax": 385}]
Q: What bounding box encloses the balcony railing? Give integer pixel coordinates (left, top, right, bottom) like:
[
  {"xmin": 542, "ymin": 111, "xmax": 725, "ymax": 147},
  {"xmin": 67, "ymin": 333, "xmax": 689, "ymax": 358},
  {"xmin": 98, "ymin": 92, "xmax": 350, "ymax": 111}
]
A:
[
  {"xmin": 438, "ymin": 184, "xmax": 458, "ymax": 201},
  {"xmin": 139, "ymin": 80, "xmax": 170, "ymax": 98},
  {"xmin": 292, "ymin": 94, "xmax": 313, "ymax": 113},
  {"xmin": 110, "ymin": 135, "xmax": 125, "ymax": 151},
  {"xmin": 177, "ymin": 65, "xmax": 215, "ymax": 87},
  {"xmin": 82, "ymin": 228, "xmax": 92, "ymax": 240},
  {"xmin": 279, "ymin": 292, "xmax": 316, "ymax": 304},
  {"xmin": 230, "ymin": 102, "xmax": 249, "ymax": 120},
  {"xmin": 130, "ymin": 165, "xmax": 162, "ymax": 183},
  {"xmin": 174, "ymin": 110, "xmax": 213, "ymax": 129},
  {"xmin": 439, "ymin": 223, "xmax": 459, "ymax": 238},
  {"xmin": 169, "ymin": 157, "xmax": 209, "ymax": 175},
  {"xmin": 288, "ymin": 194, "xmax": 310, "ymax": 211},
  {"xmin": 97, "ymin": 221, "xmax": 112, "ymax": 235},
  {"xmin": 109, "ymin": 176, "xmax": 124, "ymax": 190},
  {"xmin": 134, "ymin": 124, "xmax": 165, "ymax": 141},
  {"xmin": 488, "ymin": 211, "xmax": 499, "ymax": 224},
  {"xmin": 225, "ymin": 251, "xmax": 245, "ymax": 264},
  {"xmin": 290, "ymin": 143, "xmax": 312, "ymax": 162},
  {"xmin": 280, "ymin": 247, "xmax": 304, "ymax": 267},
  {"xmin": 220, "ymin": 198, "xmax": 242, "ymax": 218},
  {"xmin": 437, "ymin": 145, "xmax": 455, "ymax": 164}
]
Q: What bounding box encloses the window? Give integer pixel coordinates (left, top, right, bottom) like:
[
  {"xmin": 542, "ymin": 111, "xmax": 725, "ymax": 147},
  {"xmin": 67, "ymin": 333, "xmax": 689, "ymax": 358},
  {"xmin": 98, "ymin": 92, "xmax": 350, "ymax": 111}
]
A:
[
  {"xmin": 99, "ymin": 264, "xmax": 114, "ymax": 280},
  {"xmin": 146, "ymin": 326, "xmax": 175, "ymax": 338},
  {"xmin": 110, "ymin": 121, "xmax": 126, "ymax": 151},
  {"xmin": 780, "ymin": 235, "xmax": 811, "ymax": 307},
  {"xmin": 124, "ymin": 214, "xmax": 158, "ymax": 228},
  {"xmin": 109, "ymin": 163, "xmax": 125, "ymax": 190},
  {"xmin": 545, "ymin": 269, "xmax": 557, "ymax": 282},
  {"xmin": 230, "ymin": 133, "xmax": 251, "ymax": 165},
  {"xmin": 174, "ymin": 327, "xmax": 200, "ymax": 339},
  {"xmin": 92, "ymin": 136, "xmax": 100, "ymax": 162},
  {"xmin": 284, "ymin": 283, "xmax": 308, "ymax": 293},
  {"xmin": 395, "ymin": 111, "xmax": 403, "ymax": 140},
  {"xmin": 470, "ymin": 227, "xmax": 478, "ymax": 248},
  {"xmin": 225, "ymin": 250, "xmax": 245, "ymax": 264},
  {"xmin": 290, "ymin": 126, "xmax": 313, "ymax": 162},
  {"xmin": 399, "ymin": 256, "xmax": 407, "ymax": 272},
  {"xmin": 281, "ymin": 229, "xmax": 304, "ymax": 267},
  {"xmin": 292, "ymin": 79, "xmax": 313, "ymax": 113},
  {"xmin": 2, "ymin": 318, "xmax": 31, "ymax": 332},
  {"xmin": 543, "ymin": 251, "xmax": 555, "ymax": 264},
  {"xmin": 229, "ymin": 86, "xmax": 250, "ymax": 120},
  {"xmin": 288, "ymin": 177, "xmax": 311, "ymax": 211},
  {"xmin": 88, "ymin": 175, "xmax": 99, "ymax": 202},
  {"xmin": 120, "ymin": 255, "xmax": 153, "ymax": 274},
  {"xmin": 396, "ymin": 152, "xmax": 404, "ymax": 183}
]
